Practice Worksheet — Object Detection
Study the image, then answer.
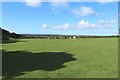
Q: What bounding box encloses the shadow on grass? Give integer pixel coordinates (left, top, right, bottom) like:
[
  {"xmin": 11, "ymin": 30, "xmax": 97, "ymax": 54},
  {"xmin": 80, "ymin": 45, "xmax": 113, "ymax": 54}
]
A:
[
  {"xmin": 2, "ymin": 50, "xmax": 76, "ymax": 78},
  {"xmin": 2, "ymin": 39, "xmax": 27, "ymax": 44}
]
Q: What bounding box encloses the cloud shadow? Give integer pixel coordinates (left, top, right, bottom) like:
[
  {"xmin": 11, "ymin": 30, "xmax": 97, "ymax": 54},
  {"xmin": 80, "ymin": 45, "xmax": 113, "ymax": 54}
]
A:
[
  {"xmin": 2, "ymin": 50, "xmax": 76, "ymax": 78},
  {"xmin": 2, "ymin": 39, "xmax": 27, "ymax": 44}
]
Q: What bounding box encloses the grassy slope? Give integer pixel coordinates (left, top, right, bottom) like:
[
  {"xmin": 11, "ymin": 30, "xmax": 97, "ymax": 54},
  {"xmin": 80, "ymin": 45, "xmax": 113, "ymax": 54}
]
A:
[{"xmin": 2, "ymin": 38, "xmax": 118, "ymax": 78}]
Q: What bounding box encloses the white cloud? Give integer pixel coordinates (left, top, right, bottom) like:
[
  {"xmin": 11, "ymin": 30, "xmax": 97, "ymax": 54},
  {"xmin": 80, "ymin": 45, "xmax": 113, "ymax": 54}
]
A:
[
  {"xmin": 50, "ymin": 2, "xmax": 68, "ymax": 8},
  {"xmin": 24, "ymin": 0, "xmax": 41, "ymax": 7},
  {"xmin": 50, "ymin": 2, "xmax": 69, "ymax": 13},
  {"xmin": 1, "ymin": 0, "xmax": 119, "ymax": 2},
  {"xmin": 99, "ymin": 0, "xmax": 118, "ymax": 2},
  {"xmin": 50, "ymin": 0, "xmax": 69, "ymax": 13},
  {"xmin": 110, "ymin": 20, "xmax": 117, "ymax": 23},
  {"xmin": 42, "ymin": 22, "xmax": 70, "ymax": 30},
  {"xmin": 71, "ymin": 6, "xmax": 99, "ymax": 17},
  {"xmin": 98, "ymin": 20, "xmax": 110, "ymax": 28},
  {"xmin": 49, "ymin": 0, "xmax": 68, "ymax": 2},
  {"xmin": 42, "ymin": 19, "xmax": 117, "ymax": 30},
  {"xmin": 42, "ymin": 24, "xmax": 50, "ymax": 29},
  {"xmin": 54, "ymin": 22, "xmax": 70, "ymax": 30},
  {"xmin": 98, "ymin": 0, "xmax": 119, "ymax": 4},
  {"xmin": 77, "ymin": 20, "xmax": 96, "ymax": 29},
  {"xmin": 98, "ymin": 20, "xmax": 117, "ymax": 28}
]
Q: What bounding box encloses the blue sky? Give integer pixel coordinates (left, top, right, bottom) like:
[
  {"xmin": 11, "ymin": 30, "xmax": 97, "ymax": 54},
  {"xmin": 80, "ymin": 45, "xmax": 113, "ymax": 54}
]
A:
[{"xmin": 1, "ymin": 1, "xmax": 118, "ymax": 35}]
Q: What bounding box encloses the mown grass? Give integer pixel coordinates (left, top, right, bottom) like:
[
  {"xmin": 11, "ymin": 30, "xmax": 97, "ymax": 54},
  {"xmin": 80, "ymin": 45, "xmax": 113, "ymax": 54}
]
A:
[{"xmin": 2, "ymin": 38, "xmax": 118, "ymax": 78}]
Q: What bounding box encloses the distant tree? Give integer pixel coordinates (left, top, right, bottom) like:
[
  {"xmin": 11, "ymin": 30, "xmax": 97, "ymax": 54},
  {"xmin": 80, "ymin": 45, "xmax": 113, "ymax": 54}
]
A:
[
  {"xmin": 1, "ymin": 28, "xmax": 10, "ymax": 40},
  {"xmin": 1, "ymin": 28, "xmax": 23, "ymax": 40},
  {"xmin": 10, "ymin": 32, "xmax": 22, "ymax": 38}
]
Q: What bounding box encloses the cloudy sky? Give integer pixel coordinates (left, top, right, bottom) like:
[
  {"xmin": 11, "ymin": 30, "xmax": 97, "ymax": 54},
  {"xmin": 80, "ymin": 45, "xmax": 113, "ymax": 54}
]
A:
[{"xmin": 1, "ymin": 1, "xmax": 118, "ymax": 35}]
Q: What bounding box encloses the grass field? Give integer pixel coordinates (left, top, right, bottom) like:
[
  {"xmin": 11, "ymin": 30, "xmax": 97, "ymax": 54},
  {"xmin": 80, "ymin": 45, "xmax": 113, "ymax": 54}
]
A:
[{"xmin": 2, "ymin": 38, "xmax": 118, "ymax": 78}]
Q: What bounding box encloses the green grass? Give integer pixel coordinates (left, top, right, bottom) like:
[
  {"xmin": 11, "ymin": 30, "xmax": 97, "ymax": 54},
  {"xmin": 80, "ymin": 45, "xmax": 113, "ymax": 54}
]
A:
[{"xmin": 2, "ymin": 38, "xmax": 118, "ymax": 78}]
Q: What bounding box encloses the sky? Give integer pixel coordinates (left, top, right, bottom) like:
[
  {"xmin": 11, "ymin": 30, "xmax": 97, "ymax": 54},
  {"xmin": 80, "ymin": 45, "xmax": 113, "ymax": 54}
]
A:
[{"xmin": 1, "ymin": 1, "xmax": 119, "ymax": 36}]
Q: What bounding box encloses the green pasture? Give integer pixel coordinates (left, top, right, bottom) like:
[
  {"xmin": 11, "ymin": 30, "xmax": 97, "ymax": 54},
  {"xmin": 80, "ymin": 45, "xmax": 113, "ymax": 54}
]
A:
[{"xmin": 2, "ymin": 38, "xmax": 118, "ymax": 78}]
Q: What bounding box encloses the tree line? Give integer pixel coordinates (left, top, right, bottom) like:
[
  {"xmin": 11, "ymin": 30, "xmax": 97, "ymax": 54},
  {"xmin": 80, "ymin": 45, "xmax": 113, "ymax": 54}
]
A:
[
  {"xmin": 0, "ymin": 28, "xmax": 23, "ymax": 40},
  {"xmin": 0, "ymin": 28, "xmax": 119, "ymax": 40}
]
